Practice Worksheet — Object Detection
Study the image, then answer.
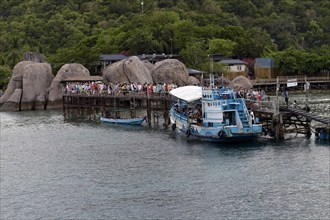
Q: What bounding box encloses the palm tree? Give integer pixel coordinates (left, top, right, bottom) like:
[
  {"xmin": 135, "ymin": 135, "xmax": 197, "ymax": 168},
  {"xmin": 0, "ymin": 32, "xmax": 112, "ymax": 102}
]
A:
[{"xmin": 6, "ymin": 36, "xmax": 22, "ymax": 68}]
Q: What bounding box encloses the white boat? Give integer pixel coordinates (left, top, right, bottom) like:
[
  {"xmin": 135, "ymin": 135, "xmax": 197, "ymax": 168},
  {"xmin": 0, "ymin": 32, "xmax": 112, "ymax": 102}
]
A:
[
  {"xmin": 169, "ymin": 85, "xmax": 263, "ymax": 142},
  {"xmin": 100, "ymin": 116, "xmax": 146, "ymax": 125}
]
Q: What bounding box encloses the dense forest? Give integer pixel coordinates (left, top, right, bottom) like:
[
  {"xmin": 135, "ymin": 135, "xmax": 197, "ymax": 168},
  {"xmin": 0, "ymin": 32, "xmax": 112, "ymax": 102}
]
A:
[{"xmin": 0, "ymin": 0, "xmax": 329, "ymax": 86}]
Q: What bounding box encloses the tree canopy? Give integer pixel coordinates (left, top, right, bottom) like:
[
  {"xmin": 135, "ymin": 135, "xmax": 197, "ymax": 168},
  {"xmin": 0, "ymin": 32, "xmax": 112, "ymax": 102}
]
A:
[{"xmin": 0, "ymin": 0, "xmax": 329, "ymax": 87}]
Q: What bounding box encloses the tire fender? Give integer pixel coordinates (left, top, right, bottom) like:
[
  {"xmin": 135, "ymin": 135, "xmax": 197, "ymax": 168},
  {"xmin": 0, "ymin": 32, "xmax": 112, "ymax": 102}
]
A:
[
  {"xmin": 186, "ymin": 129, "xmax": 191, "ymax": 137},
  {"xmin": 172, "ymin": 123, "xmax": 176, "ymax": 131},
  {"xmin": 218, "ymin": 130, "xmax": 225, "ymax": 138}
]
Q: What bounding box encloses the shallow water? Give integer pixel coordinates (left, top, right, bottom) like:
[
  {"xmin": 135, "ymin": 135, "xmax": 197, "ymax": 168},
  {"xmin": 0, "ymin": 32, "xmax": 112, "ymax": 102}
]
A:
[{"xmin": 0, "ymin": 92, "xmax": 329, "ymax": 219}]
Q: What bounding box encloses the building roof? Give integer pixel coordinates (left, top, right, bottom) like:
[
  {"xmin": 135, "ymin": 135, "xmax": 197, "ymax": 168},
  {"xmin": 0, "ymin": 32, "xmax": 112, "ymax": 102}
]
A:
[
  {"xmin": 255, "ymin": 58, "xmax": 275, "ymax": 68},
  {"xmin": 99, "ymin": 54, "xmax": 127, "ymax": 61},
  {"xmin": 187, "ymin": 68, "xmax": 206, "ymax": 75},
  {"xmin": 137, "ymin": 54, "xmax": 180, "ymax": 61},
  {"xmin": 61, "ymin": 76, "xmax": 103, "ymax": 82},
  {"xmin": 219, "ymin": 59, "xmax": 247, "ymax": 65}
]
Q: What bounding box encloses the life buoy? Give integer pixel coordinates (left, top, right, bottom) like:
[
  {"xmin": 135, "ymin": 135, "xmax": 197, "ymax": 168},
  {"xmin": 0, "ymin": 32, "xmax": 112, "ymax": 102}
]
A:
[
  {"xmin": 218, "ymin": 130, "xmax": 225, "ymax": 138},
  {"xmin": 172, "ymin": 123, "xmax": 176, "ymax": 131},
  {"xmin": 186, "ymin": 129, "xmax": 191, "ymax": 137}
]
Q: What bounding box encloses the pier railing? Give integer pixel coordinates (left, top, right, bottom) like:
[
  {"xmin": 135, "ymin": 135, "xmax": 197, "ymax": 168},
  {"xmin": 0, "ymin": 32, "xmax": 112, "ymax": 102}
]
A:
[
  {"xmin": 245, "ymin": 96, "xmax": 278, "ymax": 114},
  {"xmin": 251, "ymin": 76, "xmax": 330, "ymax": 85}
]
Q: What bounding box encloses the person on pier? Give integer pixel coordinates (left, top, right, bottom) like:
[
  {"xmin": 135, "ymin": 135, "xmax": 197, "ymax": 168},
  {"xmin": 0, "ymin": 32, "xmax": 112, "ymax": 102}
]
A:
[{"xmin": 282, "ymin": 89, "xmax": 289, "ymax": 107}]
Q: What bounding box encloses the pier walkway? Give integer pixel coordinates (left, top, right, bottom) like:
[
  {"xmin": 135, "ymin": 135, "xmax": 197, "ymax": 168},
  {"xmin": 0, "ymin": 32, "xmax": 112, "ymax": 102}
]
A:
[
  {"xmin": 280, "ymin": 106, "xmax": 330, "ymax": 127},
  {"xmin": 251, "ymin": 76, "xmax": 330, "ymax": 92}
]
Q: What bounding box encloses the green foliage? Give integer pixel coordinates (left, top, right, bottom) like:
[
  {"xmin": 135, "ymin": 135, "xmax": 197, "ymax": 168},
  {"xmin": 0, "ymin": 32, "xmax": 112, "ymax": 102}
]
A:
[
  {"xmin": 208, "ymin": 38, "xmax": 236, "ymax": 57},
  {"xmin": 0, "ymin": 0, "xmax": 328, "ymax": 83},
  {"xmin": 180, "ymin": 43, "xmax": 208, "ymax": 70},
  {"xmin": 0, "ymin": 64, "xmax": 12, "ymax": 88},
  {"xmin": 266, "ymin": 47, "xmax": 329, "ymax": 76}
]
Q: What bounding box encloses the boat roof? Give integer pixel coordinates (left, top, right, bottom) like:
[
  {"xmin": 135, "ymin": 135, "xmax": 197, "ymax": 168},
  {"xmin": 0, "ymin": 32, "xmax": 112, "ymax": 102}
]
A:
[{"xmin": 169, "ymin": 86, "xmax": 202, "ymax": 102}]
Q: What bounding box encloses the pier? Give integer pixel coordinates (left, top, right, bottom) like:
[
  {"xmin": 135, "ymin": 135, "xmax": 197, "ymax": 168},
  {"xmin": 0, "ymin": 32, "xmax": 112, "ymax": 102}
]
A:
[
  {"xmin": 253, "ymin": 98, "xmax": 330, "ymax": 140},
  {"xmin": 251, "ymin": 76, "xmax": 330, "ymax": 92},
  {"xmin": 63, "ymin": 92, "xmax": 330, "ymax": 140},
  {"xmin": 62, "ymin": 93, "xmax": 171, "ymax": 127}
]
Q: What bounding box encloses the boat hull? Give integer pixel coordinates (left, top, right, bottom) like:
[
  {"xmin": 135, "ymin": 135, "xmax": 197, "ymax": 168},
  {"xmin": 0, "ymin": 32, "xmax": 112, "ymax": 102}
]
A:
[
  {"xmin": 100, "ymin": 117, "xmax": 146, "ymax": 125},
  {"xmin": 170, "ymin": 114, "xmax": 262, "ymax": 143}
]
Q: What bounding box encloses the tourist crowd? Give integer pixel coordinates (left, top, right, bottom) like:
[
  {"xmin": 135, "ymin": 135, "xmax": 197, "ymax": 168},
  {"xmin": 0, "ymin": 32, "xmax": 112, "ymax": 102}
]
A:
[
  {"xmin": 63, "ymin": 82, "xmax": 269, "ymax": 107},
  {"xmin": 63, "ymin": 82, "xmax": 178, "ymax": 95},
  {"xmin": 235, "ymin": 88, "xmax": 268, "ymax": 102}
]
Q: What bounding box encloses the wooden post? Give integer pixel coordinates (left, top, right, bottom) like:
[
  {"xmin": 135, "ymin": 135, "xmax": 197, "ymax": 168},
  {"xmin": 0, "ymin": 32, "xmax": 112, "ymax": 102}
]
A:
[
  {"xmin": 272, "ymin": 114, "xmax": 284, "ymax": 140},
  {"xmin": 147, "ymin": 93, "xmax": 152, "ymax": 127},
  {"xmin": 305, "ymin": 75, "xmax": 309, "ymax": 108},
  {"xmin": 62, "ymin": 95, "xmax": 66, "ymax": 117},
  {"xmin": 163, "ymin": 98, "xmax": 170, "ymax": 127}
]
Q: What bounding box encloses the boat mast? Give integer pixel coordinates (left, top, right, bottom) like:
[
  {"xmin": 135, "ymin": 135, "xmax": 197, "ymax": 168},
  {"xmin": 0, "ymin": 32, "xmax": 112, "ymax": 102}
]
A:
[{"xmin": 210, "ymin": 53, "xmax": 215, "ymax": 88}]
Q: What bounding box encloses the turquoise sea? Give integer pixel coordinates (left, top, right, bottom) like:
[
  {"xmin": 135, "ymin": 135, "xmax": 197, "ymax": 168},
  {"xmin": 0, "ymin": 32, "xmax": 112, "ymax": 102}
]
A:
[{"xmin": 0, "ymin": 92, "xmax": 329, "ymax": 219}]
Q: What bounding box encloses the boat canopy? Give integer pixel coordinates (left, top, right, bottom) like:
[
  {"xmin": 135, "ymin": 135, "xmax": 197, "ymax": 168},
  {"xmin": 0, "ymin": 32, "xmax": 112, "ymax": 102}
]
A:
[{"xmin": 169, "ymin": 86, "xmax": 202, "ymax": 102}]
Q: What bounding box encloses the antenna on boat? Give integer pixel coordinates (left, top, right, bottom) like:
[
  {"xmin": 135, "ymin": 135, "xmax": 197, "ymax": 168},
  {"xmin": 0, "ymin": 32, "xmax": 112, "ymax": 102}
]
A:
[
  {"xmin": 210, "ymin": 73, "xmax": 215, "ymax": 88},
  {"xmin": 209, "ymin": 52, "xmax": 215, "ymax": 88}
]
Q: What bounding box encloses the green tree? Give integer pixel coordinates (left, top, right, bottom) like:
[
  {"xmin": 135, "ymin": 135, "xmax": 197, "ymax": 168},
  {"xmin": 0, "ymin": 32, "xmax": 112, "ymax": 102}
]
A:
[
  {"xmin": 173, "ymin": 19, "xmax": 198, "ymax": 49},
  {"xmin": 180, "ymin": 42, "xmax": 208, "ymax": 69},
  {"xmin": 6, "ymin": 35, "xmax": 24, "ymax": 68},
  {"xmin": 208, "ymin": 38, "xmax": 236, "ymax": 57}
]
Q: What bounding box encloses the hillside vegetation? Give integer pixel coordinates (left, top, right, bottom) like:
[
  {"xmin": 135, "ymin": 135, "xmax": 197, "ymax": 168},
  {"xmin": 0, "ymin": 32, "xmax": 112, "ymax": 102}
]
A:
[{"xmin": 0, "ymin": 0, "xmax": 329, "ymax": 86}]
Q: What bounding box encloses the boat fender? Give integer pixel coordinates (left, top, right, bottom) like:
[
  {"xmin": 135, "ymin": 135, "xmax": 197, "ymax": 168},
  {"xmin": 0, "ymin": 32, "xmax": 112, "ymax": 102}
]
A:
[
  {"xmin": 218, "ymin": 130, "xmax": 225, "ymax": 138},
  {"xmin": 172, "ymin": 123, "xmax": 176, "ymax": 131},
  {"xmin": 186, "ymin": 129, "xmax": 191, "ymax": 137}
]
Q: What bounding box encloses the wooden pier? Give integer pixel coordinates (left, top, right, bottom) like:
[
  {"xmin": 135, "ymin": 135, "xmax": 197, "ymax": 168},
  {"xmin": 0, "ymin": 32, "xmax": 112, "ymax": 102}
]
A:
[
  {"xmin": 62, "ymin": 93, "xmax": 171, "ymax": 126},
  {"xmin": 253, "ymin": 98, "xmax": 330, "ymax": 139},
  {"xmin": 63, "ymin": 92, "xmax": 329, "ymax": 140}
]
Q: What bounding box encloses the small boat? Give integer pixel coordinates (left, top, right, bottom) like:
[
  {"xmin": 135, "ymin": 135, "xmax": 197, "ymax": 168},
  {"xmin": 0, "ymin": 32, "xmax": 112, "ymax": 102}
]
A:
[
  {"xmin": 100, "ymin": 110, "xmax": 146, "ymax": 125},
  {"xmin": 169, "ymin": 83, "xmax": 263, "ymax": 142},
  {"xmin": 314, "ymin": 126, "xmax": 330, "ymax": 141},
  {"xmin": 100, "ymin": 116, "xmax": 146, "ymax": 125}
]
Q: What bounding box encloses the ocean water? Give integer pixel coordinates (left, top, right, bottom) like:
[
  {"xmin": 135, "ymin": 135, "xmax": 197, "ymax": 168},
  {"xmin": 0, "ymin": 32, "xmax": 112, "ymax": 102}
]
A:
[{"xmin": 0, "ymin": 92, "xmax": 329, "ymax": 220}]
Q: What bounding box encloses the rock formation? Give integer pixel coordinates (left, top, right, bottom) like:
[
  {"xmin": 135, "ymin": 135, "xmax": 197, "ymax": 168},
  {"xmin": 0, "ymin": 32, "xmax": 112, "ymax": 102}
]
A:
[
  {"xmin": 48, "ymin": 63, "xmax": 90, "ymax": 105},
  {"xmin": 216, "ymin": 76, "xmax": 230, "ymax": 87},
  {"xmin": 0, "ymin": 61, "xmax": 53, "ymax": 111},
  {"xmin": 186, "ymin": 76, "xmax": 200, "ymax": 85},
  {"xmin": 103, "ymin": 60, "xmax": 128, "ymax": 84},
  {"xmin": 151, "ymin": 59, "xmax": 189, "ymax": 86},
  {"xmin": 142, "ymin": 60, "xmax": 154, "ymax": 72},
  {"xmin": 0, "ymin": 55, "xmax": 203, "ymax": 111},
  {"xmin": 0, "ymin": 89, "xmax": 22, "ymax": 111},
  {"xmin": 103, "ymin": 56, "xmax": 153, "ymax": 84},
  {"xmin": 228, "ymin": 75, "xmax": 253, "ymax": 90},
  {"xmin": 23, "ymin": 51, "xmax": 46, "ymax": 63}
]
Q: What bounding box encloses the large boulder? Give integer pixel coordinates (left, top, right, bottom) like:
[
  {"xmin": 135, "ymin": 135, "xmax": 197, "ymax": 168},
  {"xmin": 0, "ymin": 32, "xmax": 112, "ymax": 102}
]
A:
[
  {"xmin": 0, "ymin": 89, "xmax": 22, "ymax": 111},
  {"xmin": 228, "ymin": 75, "xmax": 253, "ymax": 90},
  {"xmin": 48, "ymin": 63, "xmax": 90, "ymax": 103},
  {"xmin": 216, "ymin": 76, "xmax": 230, "ymax": 87},
  {"xmin": 23, "ymin": 51, "xmax": 46, "ymax": 63},
  {"xmin": 0, "ymin": 61, "xmax": 25, "ymax": 105},
  {"xmin": 142, "ymin": 60, "xmax": 154, "ymax": 72},
  {"xmin": 151, "ymin": 59, "xmax": 189, "ymax": 86},
  {"xmin": 0, "ymin": 61, "xmax": 53, "ymax": 111},
  {"xmin": 20, "ymin": 62, "xmax": 53, "ymax": 110},
  {"xmin": 103, "ymin": 56, "xmax": 153, "ymax": 84},
  {"xmin": 103, "ymin": 60, "xmax": 129, "ymax": 84},
  {"xmin": 186, "ymin": 76, "xmax": 200, "ymax": 85},
  {"xmin": 123, "ymin": 56, "xmax": 153, "ymax": 83}
]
